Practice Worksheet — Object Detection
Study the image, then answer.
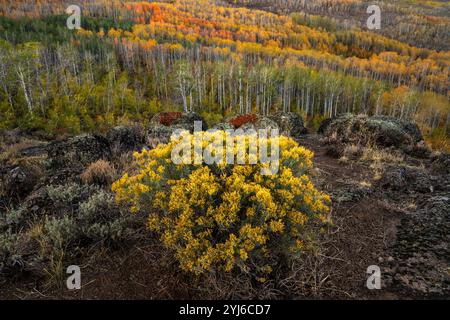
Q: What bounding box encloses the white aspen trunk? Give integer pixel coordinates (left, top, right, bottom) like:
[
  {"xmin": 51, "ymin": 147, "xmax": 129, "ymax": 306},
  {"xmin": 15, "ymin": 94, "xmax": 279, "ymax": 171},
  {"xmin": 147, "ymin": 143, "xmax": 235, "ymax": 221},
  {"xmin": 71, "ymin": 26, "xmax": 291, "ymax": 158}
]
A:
[{"xmin": 17, "ymin": 67, "xmax": 33, "ymax": 113}]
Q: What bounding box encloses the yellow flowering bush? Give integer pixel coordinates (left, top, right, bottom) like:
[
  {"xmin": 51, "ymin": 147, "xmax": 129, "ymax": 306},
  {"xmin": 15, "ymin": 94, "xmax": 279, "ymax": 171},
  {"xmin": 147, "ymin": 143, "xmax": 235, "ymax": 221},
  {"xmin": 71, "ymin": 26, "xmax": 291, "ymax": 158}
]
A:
[{"xmin": 112, "ymin": 131, "xmax": 330, "ymax": 279}]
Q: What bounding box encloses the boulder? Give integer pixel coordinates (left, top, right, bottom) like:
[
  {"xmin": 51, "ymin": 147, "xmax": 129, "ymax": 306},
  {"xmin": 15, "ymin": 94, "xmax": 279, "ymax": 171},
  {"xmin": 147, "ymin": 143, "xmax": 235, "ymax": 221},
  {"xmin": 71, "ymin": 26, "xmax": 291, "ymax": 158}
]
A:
[
  {"xmin": 404, "ymin": 140, "xmax": 432, "ymax": 159},
  {"xmin": 255, "ymin": 116, "xmax": 279, "ymax": 132},
  {"xmin": 1, "ymin": 165, "xmax": 40, "ymax": 198},
  {"xmin": 147, "ymin": 124, "xmax": 176, "ymax": 149},
  {"xmin": 227, "ymin": 112, "xmax": 306, "ymax": 137},
  {"xmin": 387, "ymin": 194, "xmax": 450, "ymax": 295},
  {"xmin": 431, "ymin": 153, "xmax": 450, "ymax": 175},
  {"xmin": 269, "ymin": 111, "xmax": 307, "ymax": 137},
  {"xmin": 212, "ymin": 122, "xmax": 234, "ymax": 131},
  {"xmin": 378, "ymin": 165, "xmax": 438, "ymax": 193},
  {"xmin": 318, "ymin": 113, "xmax": 353, "ymax": 136},
  {"xmin": 22, "ymin": 187, "xmax": 52, "ymax": 215},
  {"xmin": 106, "ymin": 125, "xmax": 146, "ymax": 153},
  {"xmin": 151, "ymin": 112, "xmax": 207, "ymax": 132},
  {"xmin": 46, "ymin": 134, "xmax": 111, "ymax": 170},
  {"xmin": 171, "ymin": 112, "xmax": 208, "ymax": 132},
  {"xmin": 239, "ymin": 116, "xmax": 279, "ymax": 132},
  {"xmin": 319, "ymin": 114, "xmax": 425, "ymax": 152},
  {"xmin": 371, "ymin": 115, "xmax": 423, "ymax": 142}
]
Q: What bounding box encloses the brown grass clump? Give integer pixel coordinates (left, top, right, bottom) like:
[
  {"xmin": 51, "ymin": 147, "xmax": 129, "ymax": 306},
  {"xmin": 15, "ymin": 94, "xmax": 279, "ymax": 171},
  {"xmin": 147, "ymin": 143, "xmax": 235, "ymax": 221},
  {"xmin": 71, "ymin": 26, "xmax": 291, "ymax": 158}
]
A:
[
  {"xmin": 360, "ymin": 146, "xmax": 405, "ymax": 180},
  {"xmin": 80, "ymin": 159, "xmax": 116, "ymax": 185},
  {"xmin": 361, "ymin": 146, "xmax": 405, "ymax": 164},
  {"xmin": 0, "ymin": 140, "xmax": 38, "ymax": 165}
]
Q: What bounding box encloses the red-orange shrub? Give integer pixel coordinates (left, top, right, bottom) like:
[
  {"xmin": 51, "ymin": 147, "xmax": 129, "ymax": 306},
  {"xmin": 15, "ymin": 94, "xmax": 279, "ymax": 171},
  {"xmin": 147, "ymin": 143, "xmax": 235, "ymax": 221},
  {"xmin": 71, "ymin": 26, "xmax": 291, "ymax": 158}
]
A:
[
  {"xmin": 229, "ymin": 114, "xmax": 258, "ymax": 128},
  {"xmin": 158, "ymin": 112, "xmax": 182, "ymax": 126}
]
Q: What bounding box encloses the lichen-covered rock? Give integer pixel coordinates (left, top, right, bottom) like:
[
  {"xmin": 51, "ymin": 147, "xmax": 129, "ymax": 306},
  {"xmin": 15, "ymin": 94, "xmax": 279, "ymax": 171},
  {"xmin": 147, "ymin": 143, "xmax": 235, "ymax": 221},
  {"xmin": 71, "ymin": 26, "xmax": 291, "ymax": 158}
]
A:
[
  {"xmin": 106, "ymin": 125, "xmax": 146, "ymax": 153},
  {"xmin": 379, "ymin": 166, "xmax": 409, "ymax": 190},
  {"xmin": 319, "ymin": 114, "xmax": 425, "ymax": 153},
  {"xmin": 172, "ymin": 112, "xmax": 207, "ymax": 131},
  {"xmin": 239, "ymin": 116, "xmax": 279, "ymax": 132},
  {"xmin": 225, "ymin": 113, "xmax": 305, "ymax": 137},
  {"xmin": 22, "ymin": 187, "xmax": 52, "ymax": 215},
  {"xmin": 367, "ymin": 115, "xmax": 423, "ymax": 148},
  {"xmin": 331, "ymin": 183, "xmax": 372, "ymax": 203},
  {"xmin": 18, "ymin": 143, "xmax": 47, "ymax": 157},
  {"xmin": 317, "ymin": 117, "xmax": 334, "ymax": 134},
  {"xmin": 385, "ymin": 194, "xmax": 450, "ymax": 296},
  {"xmin": 404, "ymin": 140, "xmax": 432, "ymax": 159},
  {"xmin": 0, "ymin": 196, "xmax": 6, "ymax": 210},
  {"xmin": 212, "ymin": 122, "xmax": 234, "ymax": 131},
  {"xmin": 238, "ymin": 123, "xmax": 256, "ymax": 132},
  {"xmin": 1, "ymin": 165, "xmax": 40, "ymax": 198},
  {"xmin": 147, "ymin": 124, "xmax": 176, "ymax": 149},
  {"xmin": 148, "ymin": 112, "xmax": 207, "ymax": 148},
  {"xmin": 371, "ymin": 115, "xmax": 423, "ymax": 141},
  {"xmin": 318, "ymin": 113, "xmax": 353, "ymax": 136},
  {"xmin": 255, "ymin": 116, "xmax": 279, "ymax": 132},
  {"xmin": 378, "ymin": 165, "xmax": 437, "ymax": 193},
  {"xmin": 151, "ymin": 112, "xmax": 207, "ymax": 132},
  {"xmin": 46, "ymin": 134, "xmax": 111, "ymax": 170},
  {"xmin": 431, "ymin": 153, "xmax": 450, "ymax": 175},
  {"xmin": 269, "ymin": 111, "xmax": 307, "ymax": 137}
]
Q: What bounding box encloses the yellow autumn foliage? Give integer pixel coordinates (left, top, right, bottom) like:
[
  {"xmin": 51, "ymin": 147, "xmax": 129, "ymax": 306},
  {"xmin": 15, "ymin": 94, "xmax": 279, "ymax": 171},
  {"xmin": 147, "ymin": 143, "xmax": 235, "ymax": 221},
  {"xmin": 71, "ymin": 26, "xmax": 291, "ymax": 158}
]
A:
[{"xmin": 112, "ymin": 131, "xmax": 330, "ymax": 278}]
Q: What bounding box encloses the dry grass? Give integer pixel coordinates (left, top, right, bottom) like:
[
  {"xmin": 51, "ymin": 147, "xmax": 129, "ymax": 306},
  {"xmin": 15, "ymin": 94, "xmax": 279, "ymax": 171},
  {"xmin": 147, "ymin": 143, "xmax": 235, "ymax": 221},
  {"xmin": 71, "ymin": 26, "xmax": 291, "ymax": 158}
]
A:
[
  {"xmin": 0, "ymin": 140, "xmax": 38, "ymax": 165},
  {"xmin": 342, "ymin": 144, "xmax": 362, "ymax": 159},
  {"xmin": 335, "ymin": 143, "xmax": 407, "ymax": 181},
  {"xmin": 359, "ymin": 146, "xmax": 405, "ymax": 180},
  {"xmin": 360, "ymin": 146, "xmax": 405, "ymax": 164},
  {"xmin": 80, "ymin": 159, "xmax": 116, "ymax": 185}
]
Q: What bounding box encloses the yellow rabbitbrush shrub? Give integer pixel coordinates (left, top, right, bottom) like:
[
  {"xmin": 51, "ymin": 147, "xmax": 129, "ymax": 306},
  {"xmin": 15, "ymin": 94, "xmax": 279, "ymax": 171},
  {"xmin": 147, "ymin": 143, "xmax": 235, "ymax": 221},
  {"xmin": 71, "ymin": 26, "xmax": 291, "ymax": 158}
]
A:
[{"xmin": 112, "ymin": 131, "xmax": 330, "ymax": 279}]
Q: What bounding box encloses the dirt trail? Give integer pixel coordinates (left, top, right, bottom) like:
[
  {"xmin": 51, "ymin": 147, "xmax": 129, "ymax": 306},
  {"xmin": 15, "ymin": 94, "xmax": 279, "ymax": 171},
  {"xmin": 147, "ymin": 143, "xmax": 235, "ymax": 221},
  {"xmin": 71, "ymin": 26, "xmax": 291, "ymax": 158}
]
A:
[
  {"xmin": 298, "ymin": 135, "xmax": 404, "ymax": 298},
  {"xmin": 300, "ymin": 134, "xmax": 449, "ymax": 299}
]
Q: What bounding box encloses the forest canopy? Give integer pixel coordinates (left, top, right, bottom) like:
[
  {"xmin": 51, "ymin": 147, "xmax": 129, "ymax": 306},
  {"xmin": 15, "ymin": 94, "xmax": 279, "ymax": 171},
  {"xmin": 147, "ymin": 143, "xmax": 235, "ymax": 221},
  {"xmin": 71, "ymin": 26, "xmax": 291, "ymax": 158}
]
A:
[{"xmin": 0, "ymin": 0, "xmax": 448, "ymax": 149}]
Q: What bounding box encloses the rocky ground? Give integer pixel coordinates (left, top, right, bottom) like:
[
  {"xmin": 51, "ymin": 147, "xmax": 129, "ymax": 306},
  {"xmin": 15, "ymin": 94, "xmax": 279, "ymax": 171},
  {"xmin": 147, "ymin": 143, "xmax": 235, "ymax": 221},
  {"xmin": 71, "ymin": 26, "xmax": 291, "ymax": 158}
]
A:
[{"xmin": 0, "ymin": 113, "xmax": 449, "ymax": 299}]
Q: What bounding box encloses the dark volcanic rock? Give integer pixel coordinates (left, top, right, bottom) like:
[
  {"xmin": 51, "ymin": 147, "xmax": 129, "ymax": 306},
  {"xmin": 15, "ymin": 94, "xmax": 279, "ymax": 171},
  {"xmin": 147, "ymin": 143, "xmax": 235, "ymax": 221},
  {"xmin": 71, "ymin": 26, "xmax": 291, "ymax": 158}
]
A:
[
  {"xmin": 46, "ymin": 134, "xmax": 111, "ymax": 170},
  {"xmin": 212, "ymin": 122, "xmax": 234, "ymax": 131},
  {"xmin": 370, "ymin": 115, "xmax": 423, "ymax": 143},
  {"xmin": 171, "ymin": 112, "xmax": 208, "ymax": 132},
  {"xmin": 269, "ymin": 111, "xmax": 307, "ymax": 137},
  {"xmin": 378, "ymin": 166, "xmax": 437, "ymax": 193},
  {"xmin": 239, "ymin": 116, "xmax": 279, "ymax": 132},
  {"xmin": 0, "ymin": 196, "xmax": 6, "ymax": 210},
  {"xmin": 106, "ymin": 125, "xmax": 146, "ymax": 153},
  {"xmin": 403, "ymin": 140, "xmax": 432, "ymax": 159},
  {"xmin": 1, "ymin": 165, "xmax": 40, "ymax": 198},
  {"xmin": 147, "ymin": 112, "xmax": 208, "ymax": 148},
  {"xmin": 379, "ymin": 161, "xmax": 450, "ymax": 296},
  {"xmin": 147, "ymin": 124, "xmax": 176, "ymax": 149},
  {"xmin": 431, "ymin": 153, "xmax": 450, "ymax": 175},
  {"xmin": 319, "ymin": 114, "xmax": 425, "ymax": 153},
  {"xmin": 331, "ymin": 184, "xmax": 373, "ymax": 203},
  {"xmin": 385, "ymin": 194, "xmax": 450, "ymax": 296},
  {"xmin": 317, "ymin": 117, "xmax": 333, "ymax": 134},
  {"xmin": 225, "ymin": 112, "xmax": 306, "ymax": 137},
  {"xmin": 18, "ymin": 143, "xmax": 47, "ymax": 157},
  {"xmin": 151, "ymin": 112, "xmax": 207, "ymax": 132},
  {"xmin": 22, "ymin": 187, "xmax": 52, "ymax": 215}
]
